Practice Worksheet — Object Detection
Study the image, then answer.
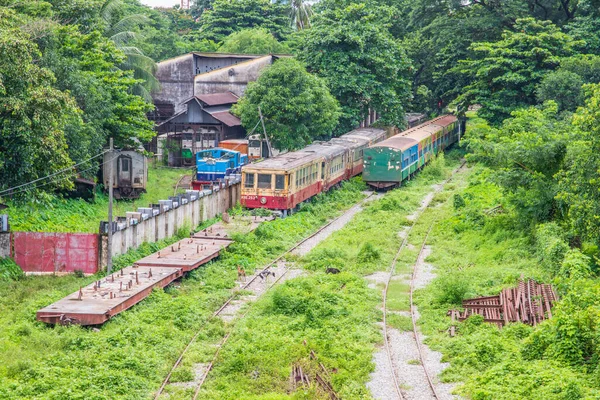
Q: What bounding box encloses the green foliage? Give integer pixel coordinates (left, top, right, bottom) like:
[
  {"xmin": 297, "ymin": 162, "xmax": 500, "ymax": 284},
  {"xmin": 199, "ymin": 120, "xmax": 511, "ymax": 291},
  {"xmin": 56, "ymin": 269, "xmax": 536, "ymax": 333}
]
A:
[
  {"xmin": 233, "ymin": 58, "xmax": 340, "ymax": 150},
  {"xmin": 0, "ymin": 176, "xmax": 366, "ymax": 399},
  {"xmin": 198, "ymin": 273, "xmax": 380, "ymax": 399},
  {"xmin": 199, "ymin": 0, "xmax": 290, "ymax": 41},
  {"xmin": 218, "ymin": 28, "xmax": 290, "ymax": 54},
  {"xmin": 537, "ymin": 70, "xmax": 584, "ymax": 112},
  {"xmin": 0, "ymin": 11, "xmax": 78, "ymax": 195},
  {"xmin": 298, "ymin": 2, "xmax": 412, "ymax": 134},
  {"xmin": 0, "ymin": 258, "xmax": 24, "ymax": 281},
  {"xmin": 454, "ymin": 18, "xmax": 580, "ymax": 125},
  {"xmin": 434, "ymin": 274, "xmax": 471, "ymax": 306},
  {"xmin": 466, "ymin": 103, "xmax": 568, "ymax": 223},
  {"xmin": 535, "ymin": 222, "xmax": 569, "ymax": 276},
  {"xmin": 557, "ymin": 84, "xmax": 600, "ymax": 241},
  {"xmin": 356, "ymin": 242, "xmax": 380, "ymax": 264}
]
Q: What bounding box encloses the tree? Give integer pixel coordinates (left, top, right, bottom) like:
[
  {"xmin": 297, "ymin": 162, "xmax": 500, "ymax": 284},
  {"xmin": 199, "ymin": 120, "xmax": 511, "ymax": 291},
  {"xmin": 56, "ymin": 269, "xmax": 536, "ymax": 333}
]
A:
[
  {"xmin": 454, "ymin": 18, "xmax": 580, "ymax": 125},
  {"xmin": 100, "ymin": 0, "xmax": 159, "ymax": 101},
  {"xmin": 232, "ymin": 58, "xmax": 340, "ymax": 150},
  {"xmin": 466, "ymin": 102, "xmax": 568, "ymax": 223},
  {"xmin": 219, "ymin": 28, "xmax": 289, "ymax": 54},
  {"xmin": 0, "ymin": 15, "xmax": 78, "ymax": 195},
  {"xmin": 298, "ymin": 2, "xmax": 412, "ymax": 134},
  {"xmin": 289, "ymin": 0, "xmax": 313, "ymax": 30},
  {"xmin": 199, "ymin": 0, "xmax": 290, "ymax": 41},
  {"xmin": 537, "ymin": 70, "xmax": 584, "ymax": 112},
  {"xmin": 558, "ymin": 84, "xmax": 600, "ymax": 241}
]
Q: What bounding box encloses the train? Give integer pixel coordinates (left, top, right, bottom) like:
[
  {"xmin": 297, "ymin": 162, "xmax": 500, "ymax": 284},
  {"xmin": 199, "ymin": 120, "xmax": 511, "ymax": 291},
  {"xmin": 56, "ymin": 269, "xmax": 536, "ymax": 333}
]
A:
[
  {"xmin": 240, "ymin": 127, "xmax": 395, "ymax": 213},
  {"xmin": 193, "ymin": 148, "xmax": 248, "ymax": 188},
  {"xmin": 102, "ymin": 150, "xmax": 148, "ymax": 200},
  {"xmin": 363, "ymin": 115, "xmax": 460, "ymax": 189},
  {"xmin": 240, "ymin": 115, "xmax": 461, "ymax": 213}
]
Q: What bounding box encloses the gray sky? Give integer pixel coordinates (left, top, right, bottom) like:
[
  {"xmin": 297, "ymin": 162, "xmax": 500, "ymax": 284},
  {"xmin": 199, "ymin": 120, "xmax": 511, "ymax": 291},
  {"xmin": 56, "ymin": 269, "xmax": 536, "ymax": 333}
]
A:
[{"xmin": 139, "ymin": 0, "xmax": 180, "ymax": 8}]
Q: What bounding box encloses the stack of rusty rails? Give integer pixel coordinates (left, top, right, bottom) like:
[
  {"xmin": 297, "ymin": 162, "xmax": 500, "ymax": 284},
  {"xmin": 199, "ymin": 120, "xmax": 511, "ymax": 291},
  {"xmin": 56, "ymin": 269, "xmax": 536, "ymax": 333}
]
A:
[
  {"xmin": 450, "ymin": 279, "xmax": 559, "ymax": 329},
  {"xmin": 37, "ymin": 265, "xmax": 183, "ymax": 325},
  {"xmin": 193, "ymin": 214, "xmax": 274, "ymax": 240}
]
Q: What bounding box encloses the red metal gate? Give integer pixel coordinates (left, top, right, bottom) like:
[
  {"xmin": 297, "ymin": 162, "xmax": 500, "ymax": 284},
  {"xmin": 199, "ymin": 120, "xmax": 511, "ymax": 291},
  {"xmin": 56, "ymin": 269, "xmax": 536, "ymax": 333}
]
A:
[{"xmin": 13, "ymin": 232, "xmax": 99, "ymax": 274}]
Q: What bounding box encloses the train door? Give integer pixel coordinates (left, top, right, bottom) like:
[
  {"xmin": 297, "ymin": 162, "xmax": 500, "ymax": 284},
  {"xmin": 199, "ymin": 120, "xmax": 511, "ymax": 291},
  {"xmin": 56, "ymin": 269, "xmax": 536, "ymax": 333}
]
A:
[{"xmin": 117, "ymin": 155, "xmax": 133, "ymax": 187}]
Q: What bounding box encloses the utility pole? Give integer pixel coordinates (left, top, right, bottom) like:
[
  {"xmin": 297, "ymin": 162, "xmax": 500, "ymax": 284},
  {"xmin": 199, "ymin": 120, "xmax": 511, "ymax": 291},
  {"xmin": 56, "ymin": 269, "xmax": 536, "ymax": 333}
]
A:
[
  {"xmin": 258, "ymin": 106, "xmax": 273, "ymax": 158},
  {"xmin": 107, "ymin": 137, "xmax": 114, "ymax": 276}
]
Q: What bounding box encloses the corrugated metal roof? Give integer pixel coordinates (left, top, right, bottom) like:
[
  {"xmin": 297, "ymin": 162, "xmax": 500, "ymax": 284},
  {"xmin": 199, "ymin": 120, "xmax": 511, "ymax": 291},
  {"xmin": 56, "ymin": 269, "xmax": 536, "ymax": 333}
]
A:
[
  {"xmin": 210, "ymin": 111, "xmax": 241, "ymax": 127},
  {"xmin": 196, "ymin": 92, "xmax": 239, "ymax": 106},
  {"xmin": 404, "ymin": 125, "xmax": 441, "ymax": 142}
]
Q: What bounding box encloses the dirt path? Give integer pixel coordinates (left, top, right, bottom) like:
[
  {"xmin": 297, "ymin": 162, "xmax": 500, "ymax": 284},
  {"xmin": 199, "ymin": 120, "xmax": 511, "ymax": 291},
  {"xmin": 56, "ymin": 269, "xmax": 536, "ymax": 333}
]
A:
[{"xmin": 367, "ymin": 180, "xmax": 462, "ymax": 400}]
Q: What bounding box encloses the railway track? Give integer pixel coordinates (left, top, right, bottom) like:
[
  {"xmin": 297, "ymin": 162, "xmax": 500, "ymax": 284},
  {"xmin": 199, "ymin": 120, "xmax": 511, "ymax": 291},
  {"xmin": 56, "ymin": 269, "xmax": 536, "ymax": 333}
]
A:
[
  {"xmin": 382, "ymin": 163, "xmax": 465, "ymax": 400},
  {"xmin": 154, "ymin": 192, "xmax": 375, "ymax": 399}
]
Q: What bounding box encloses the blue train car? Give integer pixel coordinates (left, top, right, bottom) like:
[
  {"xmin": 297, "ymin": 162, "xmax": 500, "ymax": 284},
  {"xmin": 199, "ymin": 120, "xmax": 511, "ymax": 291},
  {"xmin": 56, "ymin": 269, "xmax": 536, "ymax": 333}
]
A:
[{"xmin": 195, "ymin": 148, "xmax": 248, "ymax": 184}]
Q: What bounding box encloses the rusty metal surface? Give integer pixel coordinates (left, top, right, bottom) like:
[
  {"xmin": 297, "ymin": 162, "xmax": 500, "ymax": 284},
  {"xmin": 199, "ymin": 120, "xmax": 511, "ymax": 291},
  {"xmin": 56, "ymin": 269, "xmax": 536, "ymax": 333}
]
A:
[
  {"xmin": 13, "ymin": 232, "xmax": 99, "ymax": 275},
  {"xmin": 134, "ymin": 237, "xmax": 232, "ymax": 272},
  {"xmin": 195, "ymin": 92, "xmax": 239, "ymax": 106},
  {"xmin": 451, "ymin": 279, "xmax": 558, "ymax": 328},
  {"xmin": 36, "ymin": 266, "xmax": 182, "ymax": 325},
  {"xmin": 193, "ymin": 215, "xmax": 274, "ymax": 240}
]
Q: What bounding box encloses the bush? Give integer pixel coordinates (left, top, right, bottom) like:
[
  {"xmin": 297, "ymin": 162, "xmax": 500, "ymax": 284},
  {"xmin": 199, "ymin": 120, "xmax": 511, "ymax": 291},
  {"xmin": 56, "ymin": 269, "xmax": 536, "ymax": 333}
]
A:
[
  {"xmin": 536, "ymin": 222, "xmax": 569, "ymax": 276},
  {"xmin": 357, "ymin": 242, "xmax": 380, "ymax": 264},
  {"xmin": 0, "ymin": 257, "xmax": 24, "ymax": 281},
  {"xmin": 434, "ymin": 274, "xmax": 471, "ymax": 305}
]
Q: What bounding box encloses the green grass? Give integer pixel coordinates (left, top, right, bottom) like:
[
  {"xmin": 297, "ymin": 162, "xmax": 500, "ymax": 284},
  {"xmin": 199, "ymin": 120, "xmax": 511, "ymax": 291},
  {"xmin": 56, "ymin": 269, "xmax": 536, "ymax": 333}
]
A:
[
  {"xmin": 414, "ymin": 166, "xmax": 600, "ymax": 399},
  {"xmin": 0, "ymin": 179, "xmax": 366, "ymax": 400},
  {"xmin": 192, "ymin": 151, "xmax": 470, "ymax": 400},
  {"xmin": 5, "ymin": 165, "xmax": 191, "ymax": 233}
]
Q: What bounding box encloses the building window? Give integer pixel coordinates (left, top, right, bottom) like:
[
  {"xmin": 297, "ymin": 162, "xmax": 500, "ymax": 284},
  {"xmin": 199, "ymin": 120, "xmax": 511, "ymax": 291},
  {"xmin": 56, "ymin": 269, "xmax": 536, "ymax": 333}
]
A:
[
  {"xmin": 245, "ymin": 173, "xmax": 255, "ymax": 188},
  {"xmin": 275, "ymin": 175, "xmax": 285, "ymax": 190},
  {"xmin": 258, "ymin": 174, "xmax": 272, "ymax": 189}
]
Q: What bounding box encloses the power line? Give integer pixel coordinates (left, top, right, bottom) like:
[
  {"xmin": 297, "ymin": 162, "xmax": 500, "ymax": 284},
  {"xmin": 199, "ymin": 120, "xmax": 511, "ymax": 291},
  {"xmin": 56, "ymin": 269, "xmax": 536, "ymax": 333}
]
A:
[
  {"xmin": 1, "ymin": 154, "xmax": 119, "ymax": 198},
  {"xmin": 0, "ymin": 150, "xmax": 110, "ymax": 196}
]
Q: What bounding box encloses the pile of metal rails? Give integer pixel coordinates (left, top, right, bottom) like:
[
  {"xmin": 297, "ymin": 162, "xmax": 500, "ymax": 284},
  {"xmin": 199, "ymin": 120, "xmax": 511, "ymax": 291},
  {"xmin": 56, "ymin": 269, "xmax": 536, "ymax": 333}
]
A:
[{"xmin": 449, "ymin": 279, "xmax": 559, "ymax": 329}]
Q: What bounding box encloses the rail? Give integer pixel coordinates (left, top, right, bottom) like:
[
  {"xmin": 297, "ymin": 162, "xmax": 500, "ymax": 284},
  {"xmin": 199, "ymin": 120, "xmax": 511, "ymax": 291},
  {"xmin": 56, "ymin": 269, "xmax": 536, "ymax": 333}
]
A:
[
  {"xmin": 382, "ymin": 161, "xmax": 465, "ymax": 400},
  {"xmin": 153, "ymin": 192, "xmax": 374, "ymax": 399}
]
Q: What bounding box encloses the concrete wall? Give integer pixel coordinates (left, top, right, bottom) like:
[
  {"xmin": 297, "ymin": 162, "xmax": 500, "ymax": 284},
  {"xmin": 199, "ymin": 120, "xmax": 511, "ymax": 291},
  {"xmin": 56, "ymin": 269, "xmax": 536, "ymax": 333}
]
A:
[
  {"xmin": 154, "ymin": 53, "xmax": 196, "ymax": 114},
  {"xmin": 194, "ymin": 56, "xmax": 275, "ymax": 97},
  {"xmin": 0, "ymin": 232, "xmax": 10, "ymax": 258},
  {"xmin": 101, "ymin": 178, "xmax": 241, "ymax": 265}
]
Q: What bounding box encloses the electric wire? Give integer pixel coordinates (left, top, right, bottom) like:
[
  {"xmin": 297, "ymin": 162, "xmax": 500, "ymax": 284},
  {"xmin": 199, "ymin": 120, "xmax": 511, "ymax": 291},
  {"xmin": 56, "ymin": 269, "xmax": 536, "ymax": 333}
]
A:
[{"xmin": 0, "ymin": 150, "xmax": 110, "ymax": 196}]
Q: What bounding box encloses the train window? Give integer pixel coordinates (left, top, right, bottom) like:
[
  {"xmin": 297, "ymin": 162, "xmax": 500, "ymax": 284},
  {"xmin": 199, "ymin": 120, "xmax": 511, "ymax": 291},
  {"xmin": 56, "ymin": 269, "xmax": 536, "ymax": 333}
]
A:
[
  {"xmin": 244, "ymin": 173, "xmax": 255, "ymax": 188},
  {"xmin": 258, "ymin": 174, "xmax": 272, "ymax": 189},
  {"xmin": 275, "ymin": 175, "xmax": 285, "ymax": 190},
  {"xmin": 121, "ymin": 158, "xmax": 129, "ymax": 172},
  {"xmin": 249, "ymin": 140, "xmax": 261, "ymax": 148}
]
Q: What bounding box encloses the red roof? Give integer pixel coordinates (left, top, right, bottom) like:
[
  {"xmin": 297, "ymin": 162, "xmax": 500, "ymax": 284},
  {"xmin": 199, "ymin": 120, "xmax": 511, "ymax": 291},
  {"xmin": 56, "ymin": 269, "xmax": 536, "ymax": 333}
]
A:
[
  {"xmin": 211, "ymin": 111, "xmax": 241, "ymax": 127},
  {"xmin": 195, "ymin": 92, "xmax": 239, "ymax": 106}
]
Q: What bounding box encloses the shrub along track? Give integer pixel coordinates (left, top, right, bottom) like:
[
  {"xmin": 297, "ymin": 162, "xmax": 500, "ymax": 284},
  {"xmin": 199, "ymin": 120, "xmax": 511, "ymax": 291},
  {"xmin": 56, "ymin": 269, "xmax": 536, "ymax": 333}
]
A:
[
  {"xmin": 154, "ymin": 192, "xmax": 376, "ymax": 399},
  {"xmin": 382, "ymin": 163, "xmax": 465, "ymax": 400}
]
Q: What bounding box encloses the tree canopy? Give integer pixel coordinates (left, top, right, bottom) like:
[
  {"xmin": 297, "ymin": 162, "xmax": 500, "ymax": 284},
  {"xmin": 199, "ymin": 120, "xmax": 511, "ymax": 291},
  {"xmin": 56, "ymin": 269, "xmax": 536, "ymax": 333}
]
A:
[
  {"xmin": 199, "ymin": 0, "xmax": 290, "ymax": 41},
  {"xmin": 219, "ymin": 28, "xmax": 290, "ymax": 54},
  {"xmin": 298, "ymin": 2, "xmax": 412, "ymax": 133},
  {"xmin": 454, "ymin": 18, "xmax": 580, "ymax": 124},
  {"xmin": 233, "ymin": 58, "xmax": 340, "ymax": 150}
]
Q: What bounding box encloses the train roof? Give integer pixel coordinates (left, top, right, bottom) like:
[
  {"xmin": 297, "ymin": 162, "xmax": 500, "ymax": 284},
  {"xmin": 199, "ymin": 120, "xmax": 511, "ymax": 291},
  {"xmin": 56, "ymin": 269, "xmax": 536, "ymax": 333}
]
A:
[
  {"xmin": 340, "ymin": 127, "xmax": 386, "ymax": 141},
  {"xmin": 431, "ymin": 114, "xmax": 458, "ymax": 127},
  {"xmin": 244, "ymin": 142, "xmax": 346, "ymax": 171},
  {"xmin": 371, "ymin": 114, "xmax": 457, "ymax": 150},
  {"xmin": 369, "ymin": 136, "xmax": 418, "ymax": 152}
]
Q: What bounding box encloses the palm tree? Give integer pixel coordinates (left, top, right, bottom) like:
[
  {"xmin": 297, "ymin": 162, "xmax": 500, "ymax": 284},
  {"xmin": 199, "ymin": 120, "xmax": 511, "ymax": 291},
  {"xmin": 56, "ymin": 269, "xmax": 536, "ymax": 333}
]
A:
[
  {"xmin": 290, "ymin": 0, "xmax": 313, "ymax": 30},
  {"xmin": 101, "ymin": 0, "xmax": 160, "ymax": 101}
]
